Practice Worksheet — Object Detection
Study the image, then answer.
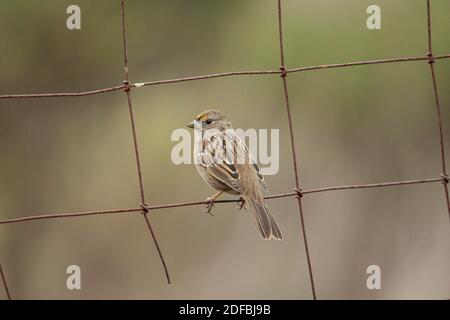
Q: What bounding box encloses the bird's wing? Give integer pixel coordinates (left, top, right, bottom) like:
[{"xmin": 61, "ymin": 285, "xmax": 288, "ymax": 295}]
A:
[
  {"xmin": 199, "ymin": 131, "xmax": 267, "ymax": 193},
  {"xmin": 252, "ymin": 161, "xmax": 268, "ymax": 192},
  {"xmin": 199, "ymin": 134, "xmax": 243, "ymax": 193},
  {"xmin": 229, "ymin": 133, "xmax": 268, "ymax": 192}
]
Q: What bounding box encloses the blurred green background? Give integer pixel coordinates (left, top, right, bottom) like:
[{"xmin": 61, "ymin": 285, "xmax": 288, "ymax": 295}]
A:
[{"xmin": 0, "ymin": 0, "xmax": 449, "ymax": 299}]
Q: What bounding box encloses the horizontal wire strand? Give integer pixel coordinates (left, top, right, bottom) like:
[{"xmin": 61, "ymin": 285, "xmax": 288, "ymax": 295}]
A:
[
  {"xmin": 1, "ymin": 54, "xmax": 449, "ymax": 99},
  {"xmin": 0, "ymin": 177, "xmax": 442, "ymax": 225}
]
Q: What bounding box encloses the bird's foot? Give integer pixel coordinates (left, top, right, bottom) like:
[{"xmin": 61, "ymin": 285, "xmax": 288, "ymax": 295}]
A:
[
  {"xmin": 204, "ymin": 197, "xmax": 216, "ymax": 216},
  {"xmin": 237, "ymin": 197, "xmax": 245, "ymax": 211}
]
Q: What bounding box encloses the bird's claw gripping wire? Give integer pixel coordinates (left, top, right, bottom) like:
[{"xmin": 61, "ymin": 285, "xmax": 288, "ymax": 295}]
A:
[
  {"xmin": 203, "ymin": 191, "xmax": 224, "ymax": 216},
  {"xmin": 237, "ymin": 197, "xmax": 246, "ymax": 211},
  {"xmin": 204, "ymin": 198, "xmax": 216, "ymax": 216}
]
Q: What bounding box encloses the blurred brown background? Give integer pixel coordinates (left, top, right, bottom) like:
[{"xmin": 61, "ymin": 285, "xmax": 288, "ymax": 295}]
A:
[{"xmin": 0, "ymin": 0, "xmax": 449, "ymax": 299}]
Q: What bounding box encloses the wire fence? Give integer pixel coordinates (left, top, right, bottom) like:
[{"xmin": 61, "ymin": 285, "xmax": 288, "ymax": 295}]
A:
[{"xmin": 1, "ymin": 0, "xmax": 449, "ymax": 300}]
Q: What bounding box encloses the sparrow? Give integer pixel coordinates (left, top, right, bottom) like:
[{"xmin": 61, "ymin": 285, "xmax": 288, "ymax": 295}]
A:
[{"xmin": 187, "ymin": 109, "xmax": 282, "ymax": 240}]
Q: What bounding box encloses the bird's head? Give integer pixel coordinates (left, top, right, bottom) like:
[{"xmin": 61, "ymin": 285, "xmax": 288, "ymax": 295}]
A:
[{"xmin": 187, "ymin": 109, "xmax": 232, "ymax": 131}]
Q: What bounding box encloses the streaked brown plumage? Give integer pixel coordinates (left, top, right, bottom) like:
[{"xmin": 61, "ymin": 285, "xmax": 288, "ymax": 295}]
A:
[{"xmin": 187, "ymin": 110, "xmax": 282, "ymax": 240}]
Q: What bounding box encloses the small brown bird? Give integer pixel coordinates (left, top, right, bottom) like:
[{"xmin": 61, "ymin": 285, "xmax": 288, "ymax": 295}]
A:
[{"xmin": 187, "ymin": 110, "xmax": 282, "ymax": 240}]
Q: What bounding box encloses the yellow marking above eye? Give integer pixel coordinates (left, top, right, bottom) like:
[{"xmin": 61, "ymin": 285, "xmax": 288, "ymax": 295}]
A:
[{"xmin": 196, "ymin": 112, "xmax": 208, "ymax": 121}]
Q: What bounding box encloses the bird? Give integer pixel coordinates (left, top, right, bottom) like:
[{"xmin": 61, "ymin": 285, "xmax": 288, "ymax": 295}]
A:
[{"xmin": 187, "ymin": 109, "xmax": 282, "ymax": 240}]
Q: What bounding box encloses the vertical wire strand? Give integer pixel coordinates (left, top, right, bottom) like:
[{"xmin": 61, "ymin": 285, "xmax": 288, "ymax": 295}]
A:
[
  {"xmin": 277, "ymin": 0, "xmax": 317, "ymax": 299},
  {"xmin": 426, "ymin": 0, "xmax": 450, "ymax": 221},
  {"xmin": 0, "ymin": 263, "xmax": 11, "ymax": 300},
  {"xmin": 121, "ymin": 0, "xmax": 145, "ymax": 205},
  {"xmin": 120, "ymin": 0, "xmax": 171, "ymax": 284},
  {"xmin": 143, "ymin": 214, "xmax": 171, "ymax": 283}
]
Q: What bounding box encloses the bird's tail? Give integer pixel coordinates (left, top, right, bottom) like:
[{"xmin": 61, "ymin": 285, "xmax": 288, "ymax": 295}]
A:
[{"xmin": 243, "ymin": 196, "xmax": 282, "ymax": 240}]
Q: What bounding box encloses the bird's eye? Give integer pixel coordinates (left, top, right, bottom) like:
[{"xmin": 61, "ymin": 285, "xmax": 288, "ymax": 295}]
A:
[{"xmin": 206, "ymin": 119, "xmax": 213, "ymax": 124}]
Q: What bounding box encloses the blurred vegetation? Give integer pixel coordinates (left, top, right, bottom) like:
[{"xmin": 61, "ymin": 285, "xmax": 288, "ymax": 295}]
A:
[{"xmin": 0, "ymin": 0, "xmax": 449, "ymax": 299}]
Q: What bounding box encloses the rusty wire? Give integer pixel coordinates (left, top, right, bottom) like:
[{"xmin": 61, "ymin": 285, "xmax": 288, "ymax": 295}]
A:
[
  {"xmin": 276, "ymin": 0, "xmax": 316, "ymax": 299},
  {"xmin": 0, "ymin": 177, "xmax": 443, "ymax": 225},
  {"xmin": 426, "ymin": 0, "xmax": 450, "ymax": 222},
  {"xmin": 0, "ymin": 263, "xmax": 11, "ymax": 300},
  {"xmin": 119, "ymin": 0, "xmax": 171, "ymax": 285},
  {"xmin": 1, "ymin": 54, "xmax": 450, "ymax": 100},
  {"xmin": 0, "ymin": 0, "xmax": 449, "ymax": 299}
]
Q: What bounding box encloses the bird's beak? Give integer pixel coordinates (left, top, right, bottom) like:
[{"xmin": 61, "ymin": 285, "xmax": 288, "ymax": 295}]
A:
[{"xmin": 187, "ymin": 120, "xmax": 195, "ymax": 129}]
